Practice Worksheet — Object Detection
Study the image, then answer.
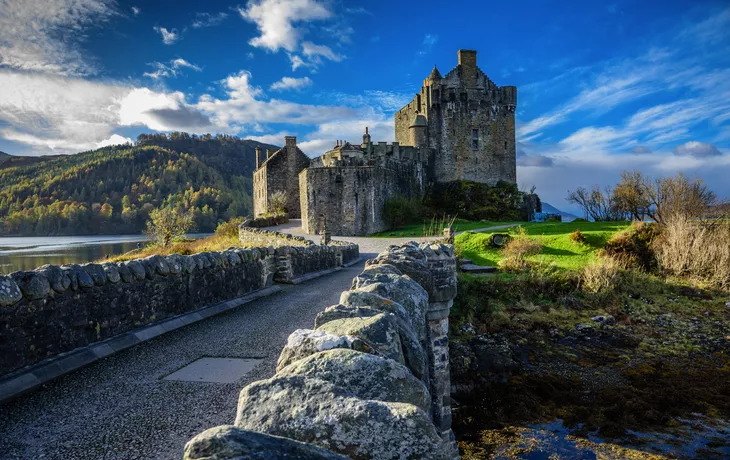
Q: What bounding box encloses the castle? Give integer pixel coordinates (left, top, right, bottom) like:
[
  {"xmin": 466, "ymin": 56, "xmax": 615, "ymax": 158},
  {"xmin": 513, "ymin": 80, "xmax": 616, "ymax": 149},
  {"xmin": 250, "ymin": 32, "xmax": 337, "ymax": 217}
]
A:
[{"xmin": 253, "ymin": 49, "xmax": 517, "ymax": 236}]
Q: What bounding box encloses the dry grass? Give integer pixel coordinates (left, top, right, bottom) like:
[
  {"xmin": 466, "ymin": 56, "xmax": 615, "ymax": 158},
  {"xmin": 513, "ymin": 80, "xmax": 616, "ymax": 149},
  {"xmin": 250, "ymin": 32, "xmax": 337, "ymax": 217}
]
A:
[
  {"xmin": 103, "ymin": 234, "xmax": 244, "ymax": 263},
  {"xmin": 498, "ymin": 228, "xmax": 543, "ymax": 273},
  {"xmin": 569, "ymin": 229, "xmax": 586, "ymax": 244},
  {"xmin": 581, "ymin": 256, "xmax": 622, "ymax": 294},
  {"xmin": 655, "ymin": 215, "xmax": 730, "ymax": 288}
]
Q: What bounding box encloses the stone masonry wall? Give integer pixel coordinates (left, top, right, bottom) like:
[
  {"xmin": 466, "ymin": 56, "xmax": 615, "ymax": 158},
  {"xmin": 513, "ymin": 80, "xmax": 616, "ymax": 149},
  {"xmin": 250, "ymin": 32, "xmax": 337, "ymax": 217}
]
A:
[
  {"xmin": 1, "ymin": 238, "xmax": 360, "ymax": 378},
  {"xmin": 184, "ymin": 242, "xmax": 460, "ymax": 460}
]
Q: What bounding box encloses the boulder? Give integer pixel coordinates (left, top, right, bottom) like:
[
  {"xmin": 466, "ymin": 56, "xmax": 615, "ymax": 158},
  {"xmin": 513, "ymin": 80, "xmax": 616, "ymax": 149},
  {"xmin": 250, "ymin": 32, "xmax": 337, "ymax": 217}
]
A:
[
  {"xmin": 0, "ymin": 276, "xmax": 22, "ymax": 306},
  {"xmin": 35, "ymin": 265, "xmax": 69, "ymax": 293},
  {"xmin": 367, "ymin": 244, "xmax": 434, "ymax": 295},
  {"xmin": 10, "ymin": 271, "xmax": 50, "ymax": 300},
  {"xmin": 314, "ymin": 304, "xmax": 380, "ymax": 329},
  {"xmin": 61, "ymin": 264, "xmax": 93, "ymax": 289},
  {"xmin": 147, "ymin": 255, "xmax": 170, "ymax": 275},
  {"xmin": 277, "ymin": 349, "xmax": 430, "ymax": 413},
  {"xmin": 81, "ymin": 263, "xmax": 106, "ymax": 286},
  {"xmin": 471, "ymin": 335, "xmax": 520, "ymax": 375},
  {"xmin": 316, "ymin": 314, "xmax": 405, "ymax": 367},
  {"xmin": 184, "ymin": 425, "xmax": 348, "ymax": 460},
  {"xmin": 235, "ymin": 376, "xmax": 451, "ymax": 460},
  {"xmin": 101, "ymin": 263, "xmax": 121, "ymax": 283},
  {"xmin": 276, "ymin": 329, "xmax": 373, "ymax": 372}
]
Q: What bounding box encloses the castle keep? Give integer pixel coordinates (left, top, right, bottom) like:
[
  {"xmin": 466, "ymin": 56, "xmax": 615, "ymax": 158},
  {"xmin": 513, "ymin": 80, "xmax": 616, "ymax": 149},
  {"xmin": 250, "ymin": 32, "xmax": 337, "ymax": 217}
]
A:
[{"xmin": 253, "ymin": 49, "xmax": 517, "ymax": 235}]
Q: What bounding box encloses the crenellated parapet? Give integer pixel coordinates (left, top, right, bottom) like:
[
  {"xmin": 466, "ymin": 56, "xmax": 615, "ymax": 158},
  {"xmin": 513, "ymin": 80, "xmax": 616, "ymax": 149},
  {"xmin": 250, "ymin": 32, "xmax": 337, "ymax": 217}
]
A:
[{"xmin": 184, "ymin": 242, "xmax": 460, "ymax": 460}]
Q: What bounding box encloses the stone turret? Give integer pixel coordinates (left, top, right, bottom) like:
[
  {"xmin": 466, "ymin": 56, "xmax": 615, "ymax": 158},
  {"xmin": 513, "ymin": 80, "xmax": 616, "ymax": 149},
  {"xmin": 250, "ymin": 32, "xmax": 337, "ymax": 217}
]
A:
[
  {"xmin": 362, "ymin": 127, "xmax": 371, "ymax": 148},
  {"xmin": 409, "ymin": 114, "xmax": 428, "ymax": 148},
  {"xmin": 457, "ymin": 49, "xmax": 477, "ymax": 87}
]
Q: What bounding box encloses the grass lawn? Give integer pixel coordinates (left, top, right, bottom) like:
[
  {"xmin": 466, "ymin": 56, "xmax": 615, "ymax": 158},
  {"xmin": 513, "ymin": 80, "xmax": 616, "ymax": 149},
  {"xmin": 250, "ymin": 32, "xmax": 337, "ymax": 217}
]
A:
[
  {"xmin": 371, "ymin": 219, "xmax": 519, "ymax": 238},
  {"xmin": 455, "ymin": 221, "xmax": 631, "ymax": 271}
]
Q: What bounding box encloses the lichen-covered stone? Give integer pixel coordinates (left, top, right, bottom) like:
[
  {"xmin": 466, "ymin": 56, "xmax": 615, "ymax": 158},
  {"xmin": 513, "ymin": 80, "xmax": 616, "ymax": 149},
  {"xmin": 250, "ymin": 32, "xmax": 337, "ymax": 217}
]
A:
[
  {"xmin": 11, "ymin": 271, "xmax": 51, "ymax": 300},
  {"xmin": 339, "ymin": 291, "xmax": 412, "ymax": 331},
  {"xmin": 277, "ymin": 349, "xmax": 430, "ymax": 413},
  {"xmin": 116, "ymin": 262, "xmax": 132, "ymax": 283},
  {"xmin": 314, "ymin": 304, "xmax": 380, "ymax": 329},
  {"xmin": 184, "ymin": 425, "xmax": 348, "ymax": 460},
  {"xmin": 0, "ymin": 276, "xmax": 22, "ymax": 306},
  {"xmin": 348, "ymin": 274, "xmax": 429, "ymax": 342},
  {"xmin": 367, "ymin": 244, "xmax": 434, "ymax": 296},
  {"xmin": 101, "ymin": 263, "xmax": 120, "ymax": 283},
  {"xmin": 35, "ymin": 265, "xmax": 69, "ymax": 293},
  {"xmin": 224, "ymin": 250, "xmax": 240, "ymax": 267},
  {"xmin": 277, "ymin": 329, "xmax": 373, "ymax": 372},
  {"xmin": 165, "ymin": 254, "xmax": 184, "ymax": 275},
  {"xmin": 317, "ymin": 313, "xmax": 405, "ymax": 366},
  {"xmin": 181, "ymin": 255, "xmax": 196, "ymax": 274},
  {"xmin": 234, "ymin": 376, "xmax": 450, "ymax": 460},
  {"xmin": 124, "ymin": 260, "xmax": 146, "ymax": 281},
  {"xmin": 146, "ymin": 255, "xmax": 170, "ymax": 275},
  {"xmin": 82, "ymin": 263, "xmax": 106, "ymax": 286}
]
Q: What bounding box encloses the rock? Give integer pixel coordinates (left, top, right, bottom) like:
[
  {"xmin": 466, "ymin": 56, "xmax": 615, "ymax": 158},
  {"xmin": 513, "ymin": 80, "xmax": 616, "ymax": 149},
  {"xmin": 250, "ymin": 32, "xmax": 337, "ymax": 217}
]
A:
[
  {"xmin": 116, "ymin": 263, "xmax": 132, "ymax": 283},
  {"xmin": 276, "ymin": 329, "xmax": 373, "ymax": 372},
  {"xmin": 315, "ymin": 303, "xmax": 426, "ymax": 380},
  {"xmin": 224, "ymin": 250, "xmax": 240, "ymax": 267},
  {"xmin": 81, "ymin": 263, "xmax": 106, "ymax": 286},
  {"xmin": 234, "ymin": 376, "xmax": 450, "ymax": 460},
  {"xmin": 339, "ymin": 291, "xmax": 411, "ymax": 327},
  {"xmin": 181, "ymin": 255, "xmax": 197, "ymax": 274},
  {"xmin": 35, "ymin": 265, "xmax": 69, "ymax": 293},
  {"xmin": 0, "ymin": 276, "xmax": 23, "ymax": 306},
  {"xmin": 348, "ymin": 274, "xmax": 428, "ymax": 342},
  {"xmin": 139, "ymin": 258, "xmax": 157, "ymax": 279},
  {"xmin": 725, "ymin": 301, "xmax": 730, "ymax": 308},
  {"xmin": 198, "ymin": 252, "xmax": 213, "ymax": 269},
  {"xmin": 460, "ymin": 322, "xmax": 476, "ymax": 335},
  {"xmin": 165, "ymin": 254, "xmax": 184, "ymax": 274},
  {"xmin": 101, "ymin": 263, "xmax": 121, "ymax": 283},
  {"xmin": 470, "ymin": 335, "xmax": 520, "ymax": 374},
  {"xmin": 317, "ymin": 314, "xmax": 405, "ymax": 367},
  {"xmin": 591, "ymin": 315, "xmax": 616, "ymax": 326},
  {"xmin": 184, "ymin": 425, "xmax": 348, "ymax": 460},
  {"xmin": 360, "ymin": 263, "xmax": 403, "ymax": 277},
  {"xmin": 277, "ymin": 349, "xmax": 430, "ymax": 413},
  {"xmin": 147, "ymin": 255, "xmax": 170, "ymax": 275},
  {"xmin": 367, "ymin": 244, "xmax": 434, "ymax": 295},
  {"xmin": 10, "ymin": 271, "xmax": 51, "ymax": 300},
  {"xmin": 124, "ymin": 260, "xmax": 146, "ymax": 281}
]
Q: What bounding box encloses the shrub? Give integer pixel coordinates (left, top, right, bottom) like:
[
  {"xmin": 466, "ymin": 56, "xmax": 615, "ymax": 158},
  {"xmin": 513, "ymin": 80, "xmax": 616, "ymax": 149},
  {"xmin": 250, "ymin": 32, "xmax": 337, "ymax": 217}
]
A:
[
  {"xmin": 267, "ymin": 191, "xmax": 288, "ymax": 215},
  {"xmin": 581, "ymin": 257, "xmax": 621, "ymax": 294},
  {"xmin": 215, "ymin": 216, "xmax": 246, "ymax": 238},
  {"xmin": 146, "ymin": 207, "xmax": 194, "ymax": 247},
  {"xmin": 602, "ymin": 222, "xmax": 659, "ymax": 271},
  {"xmin": 384, "ymin": 197, "xmax": 422, "ymax": 229},
  {"xmin": 569, "ymin": 229, "xmax": 586, "ymax": 244},
  {"xmin": 498, "ymin": 228, "xmax": 542, "ymax": 273},
  {"xmin": 654, "ymin": 215, "xmax": 730, "ymax": 288}
]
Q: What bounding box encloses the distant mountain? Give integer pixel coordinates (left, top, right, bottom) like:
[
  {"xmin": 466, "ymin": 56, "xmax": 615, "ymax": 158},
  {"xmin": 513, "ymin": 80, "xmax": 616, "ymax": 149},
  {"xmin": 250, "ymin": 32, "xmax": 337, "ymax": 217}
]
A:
[
  {"xmin": 0, "ymin": 133, "xmax": 278, "ymax": 236},
  {"xmin": 541, "ymin": 202, "xmax": 580, "ymax": 221}
]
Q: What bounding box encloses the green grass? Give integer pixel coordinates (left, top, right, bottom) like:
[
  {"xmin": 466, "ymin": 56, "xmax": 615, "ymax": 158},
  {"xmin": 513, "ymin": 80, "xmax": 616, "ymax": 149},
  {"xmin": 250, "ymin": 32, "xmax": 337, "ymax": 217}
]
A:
[
  {"xmin": 455, "ymin": 221, "xmax": 631, "ymax": 271},
  {"xmin": 370, "ymin": 219, "xmax": 519, "ymax": 238}
]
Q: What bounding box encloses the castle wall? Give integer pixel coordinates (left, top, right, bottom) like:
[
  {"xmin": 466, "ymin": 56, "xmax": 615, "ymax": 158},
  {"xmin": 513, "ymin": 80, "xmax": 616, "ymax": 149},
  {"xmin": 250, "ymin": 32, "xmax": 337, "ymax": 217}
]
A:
[{"xmin": 300, "ymin": 166, "xmax": 419, "ymax": 236}]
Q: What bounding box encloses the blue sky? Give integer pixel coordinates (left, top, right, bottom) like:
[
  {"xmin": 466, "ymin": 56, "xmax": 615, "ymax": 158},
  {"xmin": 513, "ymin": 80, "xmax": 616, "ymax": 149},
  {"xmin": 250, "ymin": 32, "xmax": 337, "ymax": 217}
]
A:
[{"xmin": 0, "ymin": 0, "xmax": 728, "ymax": 211}]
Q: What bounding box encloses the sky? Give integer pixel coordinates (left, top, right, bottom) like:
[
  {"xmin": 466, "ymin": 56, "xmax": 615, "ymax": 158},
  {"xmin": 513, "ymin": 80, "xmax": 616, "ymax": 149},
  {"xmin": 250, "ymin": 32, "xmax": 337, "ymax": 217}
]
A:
[{"xmin": 0, "ymin": 0, "xmax": 728, "ymax": 212}]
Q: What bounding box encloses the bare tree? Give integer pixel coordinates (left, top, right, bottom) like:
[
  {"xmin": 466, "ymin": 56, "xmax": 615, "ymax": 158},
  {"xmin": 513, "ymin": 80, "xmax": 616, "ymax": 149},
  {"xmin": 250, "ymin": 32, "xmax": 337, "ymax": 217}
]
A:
[{"xmin": 567, "ymin": 185, "xmax": 627, "ymax": 221}]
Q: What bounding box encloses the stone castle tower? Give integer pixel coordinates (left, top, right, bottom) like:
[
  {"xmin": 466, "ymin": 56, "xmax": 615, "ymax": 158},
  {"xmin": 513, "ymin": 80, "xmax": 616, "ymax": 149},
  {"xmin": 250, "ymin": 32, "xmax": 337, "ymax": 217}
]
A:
[{"xmin": 395, "ymin": 49, "xmax": 517, "ymax": 185}]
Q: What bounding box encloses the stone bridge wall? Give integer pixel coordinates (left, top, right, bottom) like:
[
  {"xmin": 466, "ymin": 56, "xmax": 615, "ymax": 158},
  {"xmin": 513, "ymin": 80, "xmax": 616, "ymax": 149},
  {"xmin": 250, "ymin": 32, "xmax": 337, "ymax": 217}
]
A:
[
  {"xmin": 0, "ymin": 240, "xmax": 359, "ymax": 379},
  {"xmin": 184, "ymin": 242, "xmax": 460, "ymax": 460}
]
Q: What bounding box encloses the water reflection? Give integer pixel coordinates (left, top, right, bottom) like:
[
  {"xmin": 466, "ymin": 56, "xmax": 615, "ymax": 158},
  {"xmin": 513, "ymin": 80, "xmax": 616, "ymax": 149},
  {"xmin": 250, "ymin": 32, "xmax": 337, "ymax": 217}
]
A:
[{"xmin": 0, "ymin": 234, "xmax": 210, "ymax": 274}]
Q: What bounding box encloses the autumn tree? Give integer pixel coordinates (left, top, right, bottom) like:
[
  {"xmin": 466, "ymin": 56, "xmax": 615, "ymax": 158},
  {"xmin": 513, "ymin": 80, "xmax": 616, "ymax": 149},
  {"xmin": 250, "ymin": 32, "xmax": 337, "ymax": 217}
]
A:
[{"xmin": 146, "ymin": 207, "xmax": 193, "ymax": 247}]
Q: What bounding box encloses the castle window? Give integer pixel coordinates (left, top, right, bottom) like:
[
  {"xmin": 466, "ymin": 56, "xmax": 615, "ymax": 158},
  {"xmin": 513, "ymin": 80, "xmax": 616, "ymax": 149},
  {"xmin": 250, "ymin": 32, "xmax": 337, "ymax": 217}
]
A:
[
  {"xmin": 449, "ymin": 88, "xmax": 455, "ymax": 101},
  {"xmin": 472, "ymin": 129, "xmax": 479, "ymax": 150},
  {"xmin": 504, "ymin": 141, "xmax": 508, "ymax": 151},
  {"xmin": 471, "ymin": 110, "xmax": 476, "ymax": 118},
  {"xmin": 460, "ymin": 92, "xmax": 467, "ymax": 102}
]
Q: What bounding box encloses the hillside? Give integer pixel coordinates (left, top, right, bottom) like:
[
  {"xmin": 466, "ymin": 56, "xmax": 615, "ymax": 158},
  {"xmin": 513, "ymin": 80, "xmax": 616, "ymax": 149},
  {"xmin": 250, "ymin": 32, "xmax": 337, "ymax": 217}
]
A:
[
  {"xmin": 0, "ymin": 134, "xmax": 277, "ymax": 236},
  {"xmin": 0, "ymin": 151, "xmax": 8, "ymax": 166},
  {"xmin": 541, "ymin": 202, "xmax": 579, "ymax": 221}
]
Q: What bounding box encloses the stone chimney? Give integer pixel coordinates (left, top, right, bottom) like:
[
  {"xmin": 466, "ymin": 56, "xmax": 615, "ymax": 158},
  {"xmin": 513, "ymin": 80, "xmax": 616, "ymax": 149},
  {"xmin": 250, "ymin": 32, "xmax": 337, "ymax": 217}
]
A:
[
  {"xmin": 457, "ymin": 49, "xmax": 477, "ymax": 87},
  {"xmin": 255, "ymin": 146, "xmax": 262, "ymax": 169},
  {"xmin": 266, "ymin": 149, "xmax": 276, "ymax": 159},
  {"xmin": 285, "ymin": 136, "xmax": 297, "ymax": 153}
]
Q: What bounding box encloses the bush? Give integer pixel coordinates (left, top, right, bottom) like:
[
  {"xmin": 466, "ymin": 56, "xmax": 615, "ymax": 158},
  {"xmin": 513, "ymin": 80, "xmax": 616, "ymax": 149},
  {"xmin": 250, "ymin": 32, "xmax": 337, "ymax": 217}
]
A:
[
  {"xmin": 423, "ymin": 180, "xmax": 530, "ymax": 221},
  {"xmin": 215, "ymin": 217, "xmax": 246, "ymax": 238},
  {"xmin": 655, "ymin": 216, "xmax": 730, "ymax": 288},
  {"xmin": 384, "ymin": 197, "xmax": 422, "ymax": 229},
  {"xmin": 581, "ymin": 257, "xmax": 622, "ymax": 294},
  {"xmin": 602, "ymin": 222, "xmax": 659, "ymax": 271},
  {"xmin": 569, "ymin": 229, "xmax": 586, "ymax": 244},
  {"xmin": 146, "ymin": 207, "xmax": 194, "ymax": 247},
  {"xmin": 267, "ymin": 191, "xmax": 288, "ymax": 215},
  {"xmin": 498, "ymin": 228, "xmax": 542, "ymax": 273}
]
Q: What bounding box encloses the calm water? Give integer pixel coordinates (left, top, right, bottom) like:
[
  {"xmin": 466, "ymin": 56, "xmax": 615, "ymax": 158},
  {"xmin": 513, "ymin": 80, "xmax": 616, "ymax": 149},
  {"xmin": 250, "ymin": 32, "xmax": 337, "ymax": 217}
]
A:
[{"xmin": 0, "ymin": 234, "xmax": 210, "ymax": 274}]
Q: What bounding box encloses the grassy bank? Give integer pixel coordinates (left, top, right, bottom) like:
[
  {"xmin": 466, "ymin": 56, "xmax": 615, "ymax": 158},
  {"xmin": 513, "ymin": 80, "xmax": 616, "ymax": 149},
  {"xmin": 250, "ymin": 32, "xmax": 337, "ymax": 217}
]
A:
[
  {"xmin": 455, "ymin": 221, "xmax": 631, "ymax": 270},
  {"xmin": 371, "ymin": 219, "xmax": 519, "ymax": 238},
  {"xmin": 101, "ymin": 233, "xmax": 242, "ymax": 263}
]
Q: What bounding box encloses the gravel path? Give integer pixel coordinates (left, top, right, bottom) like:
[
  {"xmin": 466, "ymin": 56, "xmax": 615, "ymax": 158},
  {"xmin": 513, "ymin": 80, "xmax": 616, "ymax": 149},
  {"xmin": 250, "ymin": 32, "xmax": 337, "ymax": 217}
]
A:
[{"xmin": 0, "ymin": 221, "xmax": 514, "ymax": 459}]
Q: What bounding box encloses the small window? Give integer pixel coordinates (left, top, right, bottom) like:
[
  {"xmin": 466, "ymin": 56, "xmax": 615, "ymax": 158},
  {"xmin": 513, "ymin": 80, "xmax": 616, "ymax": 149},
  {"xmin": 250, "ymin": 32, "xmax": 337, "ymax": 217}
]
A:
[
  {"xmin": 449, "ymin": 88, "xmax": 455, "ymax": 101},
  {"xmin": 504, "ymin": 141, "xmax": 508, "ymax": 150},
  {"xmin": 471, "ymin": 110, "xmax": 476, "ymax": 118},
  {"xmin": 472, "ymin": 129, "xmax": 479, "ymax": 150},
  {"xmin": 460, "ymin": 92, "xmax": 468, "ymax": 102}
]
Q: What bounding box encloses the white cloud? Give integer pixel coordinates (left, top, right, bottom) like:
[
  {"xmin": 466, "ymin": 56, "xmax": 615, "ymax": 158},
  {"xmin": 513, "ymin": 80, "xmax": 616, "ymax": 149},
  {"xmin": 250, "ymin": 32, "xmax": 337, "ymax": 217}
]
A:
[
  {"xmin": 418, "ymin": 34, "xmax": 438, "ymax": 55},
  {"xmin": 301, "ymin": 41, "xmax": 344, "ymax": 62},
  {"xmin": 631, "ymin": 146, "xmax": 652, "ymax": 154},
  {"xmin": 674, "ymin": 141, "xmax": 722, "ymax": 158},
  {"xmin": 238, "ymin": 0, "xmax": 332, "ymax": 52},
  {"xmin": 192, "ymin": 12, "xmax": 228, "ymax": 28},
  {"xmin": 154, "ymin": 26, "xmax": 180, "ymax": 45},
  {"xmin": 270, "ymin": 76, "xmax": 313, "ymax": 91},
  {"xmin": 0, "ymin": 0, "xmax": 115, "ymax": 76},
  {"xmin": 144, "ymin": 58, "xmax": 202, "ymax": 79},
  {"xmin": 131, "ymin": 6, "xmax": 140, "ymax": 16},
  {"xmin": 96, "ymin": 134, "xmax": 133, "ymax": 148}
]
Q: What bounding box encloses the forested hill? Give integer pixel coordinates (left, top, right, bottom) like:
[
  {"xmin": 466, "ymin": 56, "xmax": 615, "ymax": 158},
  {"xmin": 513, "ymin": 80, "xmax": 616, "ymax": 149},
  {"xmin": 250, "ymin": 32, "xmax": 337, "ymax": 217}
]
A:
[{"xmin": 0, "ymin": 134, "xmax": 278, "ymax": 236}]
